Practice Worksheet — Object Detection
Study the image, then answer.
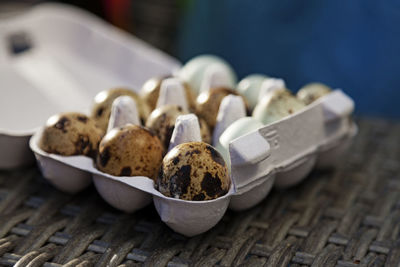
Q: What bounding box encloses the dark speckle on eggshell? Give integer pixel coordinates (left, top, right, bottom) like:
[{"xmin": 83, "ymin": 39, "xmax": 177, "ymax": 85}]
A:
[
  {"xmin": 75, "ymin": 134, "xmax": 90, "ymax": 155},
  {"xmin": 192, "ymin": 193, "xmax": 205, "ymax": 201},
  {"xmin": 120, "ymin": 167, "xmax": 132, "ymax": 176},
  {"xmin": 54, "ymin": 117, "xmax": 69, "ymax": 133},
  {"xmin": 201, "ymin": 172, "xmax": 223, "ymax": 197},
  {"xmin": 96, "ymin": 124, "xmax": 164, "ymax": 179},
  {"xmin": 40, "ymin": 112, "xmax": 102, "ymax": 157},
  {"xmin": 169, "ymin": 165, "xmax": 191, "ymax": 196},
  {"xmin": 77, "ymin": 116, "xmax": 88, "ymax": 123},
  {"xmin": 172, "ymin": 157, "xmax": 180, "ymax": 165},
  {"xmin": 206, "ymin": 145, "xmax": 226, "ymax": 167},
  {"xmin": 145, "ymin": 105, "xmax": 186, "ymax": 150},
  {"xmin": 156, "ymin": 142, "xmax": 230, "ymax": 201},
  {"xmin": 99, "ymin": 146, "xmax": 111, "ymax": 167},
  {"xmin": 96, "ymin": 107, "xmax": 104, "ymax": 117}
]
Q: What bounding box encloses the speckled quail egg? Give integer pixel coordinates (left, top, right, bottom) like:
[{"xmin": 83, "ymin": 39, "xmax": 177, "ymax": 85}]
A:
[
  {"xmin": 196, "ymin": 87, "xmax": 248, "ymax": 129},
  {"xmin": 253, "ymin": 90, "xmax": 306, "ymax": 125},
  {"xmin": 145, "ymin": 105, "xmax": 187, "ymax": 150},
  {"xmin": 96, "ymin": 124, "xmax": 163, "ymax": 179},
  {"xmin": 140, "ymin": 76, "xmax": 197, "ymax": 111},
  {"xmin": 39, "ymin": 112, "xmax": 102, "ymax": 158},
  {"xmin": 157, "ymin": 142, "xmax": 230, "ymax": 201},
  {"xmin": 297, "ymin": 83, "xmax": 332, "ymax": 105},
  {"xmin": 91, "ymin": 88, "xmax": 150, "ymax": 131}
]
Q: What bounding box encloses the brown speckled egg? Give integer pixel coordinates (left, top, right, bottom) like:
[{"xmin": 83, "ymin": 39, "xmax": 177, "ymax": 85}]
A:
[
  {"xmin": 140, "ymin": 76, "xmax": 197, "ymax": 111},
  {"xmin": 196, "ymin": 87, "xmax": 248, "ymax": 129},
  {"xmin": 96, "ymin": 124, "xmax": 163, "ymax": 179},
  {"xmin": 157, "ymin": 142, "xmax": 230, "ymax": 201},
  {"xmin": 297, "ymin": 83, "xmax": 332, "ymax": 105},
  {"xmin": 40, "ymin": 112, "xmax": 102, "ymax": 157},
  {"xmin": 91, "ymin": 88, "xmax": 150, "ymax": 131},
  {"xmin": 145, "ymin": 105, "xmax": 187, "ymax": 150}
]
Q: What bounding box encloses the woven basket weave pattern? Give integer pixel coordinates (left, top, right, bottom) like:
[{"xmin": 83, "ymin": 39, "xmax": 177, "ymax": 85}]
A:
[{"xmin": 0, "ymin": 118, "xmax": 399, "ymax": 266}]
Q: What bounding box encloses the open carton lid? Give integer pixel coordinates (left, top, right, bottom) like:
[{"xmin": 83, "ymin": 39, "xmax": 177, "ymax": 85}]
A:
[
  {"xmin": 0, "ymin": 3, "xmax": 181, "ymax": 168},
  {"xmin": 0, "ymin": 3, "xmax": 181, "ymax": 135}
]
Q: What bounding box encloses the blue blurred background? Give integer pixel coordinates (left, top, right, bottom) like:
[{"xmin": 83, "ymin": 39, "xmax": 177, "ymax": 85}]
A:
[
  {"xmin": 3, "ymin": 0, "xmax": 399, "ymax": 118},
  {"xmin": 177, "ymin": 0, "xmax": 400, "ymax": 118}
]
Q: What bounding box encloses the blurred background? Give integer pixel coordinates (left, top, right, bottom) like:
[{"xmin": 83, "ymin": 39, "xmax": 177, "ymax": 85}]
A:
[{"xmin": 1, "ymin": 0, "xmax": 399, "ymax": 119}]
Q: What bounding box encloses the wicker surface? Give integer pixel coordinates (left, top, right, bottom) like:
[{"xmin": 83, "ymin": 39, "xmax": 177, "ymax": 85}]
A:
[{"xmin": 0, "ymin": 118, "xmax": 399, "ymax": 267}]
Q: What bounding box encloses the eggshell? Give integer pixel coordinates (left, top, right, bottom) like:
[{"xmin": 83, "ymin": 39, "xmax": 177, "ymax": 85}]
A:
[
  {"xmin": 96, "ymin": 125, "xmax": 163, "ymax": 179},
  {"xmin": 39, "ymin": 112, "xmax": 102, "ymax": 157},
  {"xmin": 177, "ymin": 55, "xmax": 237, "ymax": 96},
  {"xmin": 253, "ymin": 90, "xmax": 306, "ymax": 125},
  {"xmin": 196, "ymin": 87, "xmax": 245, "ymax": 129},
  {"xmin": 157, "ymin": 142, "xmax": 230, "ymax": 201},
  {"xmin": 146, "ymin": 105, "xmax": 186, "ymax": 150},
  {"xmin": 297, "ymin": 82, "xmax": 332, "ymax": 105},
  {"xmin": 216, "ymin": 117, "xmax": 264, "ymax": 170},
  {"xmin": 258, "ymin": 78, "xmax": 286, "ymax": 101},
  {"xmin": 91, "ymin": 88, "xmax": 150, "ymax": 131},
  {"xmin": 236, "ymin": 74, "xmax": 269, "ymax": 110}
]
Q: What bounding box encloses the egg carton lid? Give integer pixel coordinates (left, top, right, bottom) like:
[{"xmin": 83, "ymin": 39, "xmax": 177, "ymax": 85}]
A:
[{"xmin": 0, "ymin": 3, "xmax": 181, "ymax": 168}]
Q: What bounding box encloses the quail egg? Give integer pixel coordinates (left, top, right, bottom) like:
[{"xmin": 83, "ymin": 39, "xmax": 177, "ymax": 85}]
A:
[
  {"xmin": 91, "ymin": 88, "xmax": 150, "ymax": 131},
  {"xmin": 196, "ymin": 87, "xmax": 248, "ymax": 129},
  {"xmin": 297, "ymin": 83, "xmax": 332, "ymax": 105},
  {"xmin": 96, "ymin": 124, "xmax": 163, "ymax": 179},
  {"xmin": 145, "ymin": 105, "xmax": 187, "ymax": 150},
  {"xmin": 177, "ymin": 55, "xmax": 237, "ymax": 95},
  {"xmin": 140, "ymin": 76, "xmax": 196, "ymax": 111},
  {"xmin": 157, "ymin": 142, "xmax": 230, "ymax": 201},
  {"xmin": 253, "ymin": 90, "xmax": 306, "ymax": 125},
  {"xmin": 216, "ymin": 117, "xmax": 264, "ymax": 169},
  {"xmin": 39, "ymin": 112, "xmax": 102, "ymax": 158},
  {"xmin": 236, "ymin": 74, "xmax": 269, "ymax": 110}
]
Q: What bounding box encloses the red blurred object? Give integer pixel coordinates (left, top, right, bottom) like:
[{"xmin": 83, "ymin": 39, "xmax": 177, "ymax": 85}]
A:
[{"xmin": 103, "ymin": 0, "xmax": 132, "ymax": 32}]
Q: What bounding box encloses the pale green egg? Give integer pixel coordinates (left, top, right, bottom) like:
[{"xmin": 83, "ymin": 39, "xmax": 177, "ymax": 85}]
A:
[
  {"xmin": 236, "ymin": 74, "xmax": 269, "ymax": 110},
  {"xmin": 216, "ymin": 117, "xmax": 264, "ymax": 170},
  {"xmin": 177, "ymin": 55, "xmax": 237, "ymax": 95}
]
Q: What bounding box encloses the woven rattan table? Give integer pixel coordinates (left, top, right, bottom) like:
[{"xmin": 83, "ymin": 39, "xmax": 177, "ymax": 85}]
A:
[{"xmin": 0, "ymin": 118, "xmax": 399, "ymax": 267}]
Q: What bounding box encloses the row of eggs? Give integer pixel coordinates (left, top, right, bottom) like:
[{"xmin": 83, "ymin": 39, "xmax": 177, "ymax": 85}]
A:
[{"xmin": 38, "ymin": 55, "xmax": 332, "ymax": 201}]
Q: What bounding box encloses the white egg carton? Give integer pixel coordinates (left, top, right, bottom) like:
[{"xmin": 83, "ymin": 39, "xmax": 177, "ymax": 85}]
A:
[
  {"xmin": 0, "ymin": 3, "xmax": 181, "ymax": 169},
  {"xmin": 29, "ymin": 88, "xmax": 355, "ymax": 236},
  {"xmin": 229, "ymin": 90, "xmax": 356, "ymax": 211},
  {"xmin": 1, "ymin": 3, "xmax": 357, "ymax": 237}
]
